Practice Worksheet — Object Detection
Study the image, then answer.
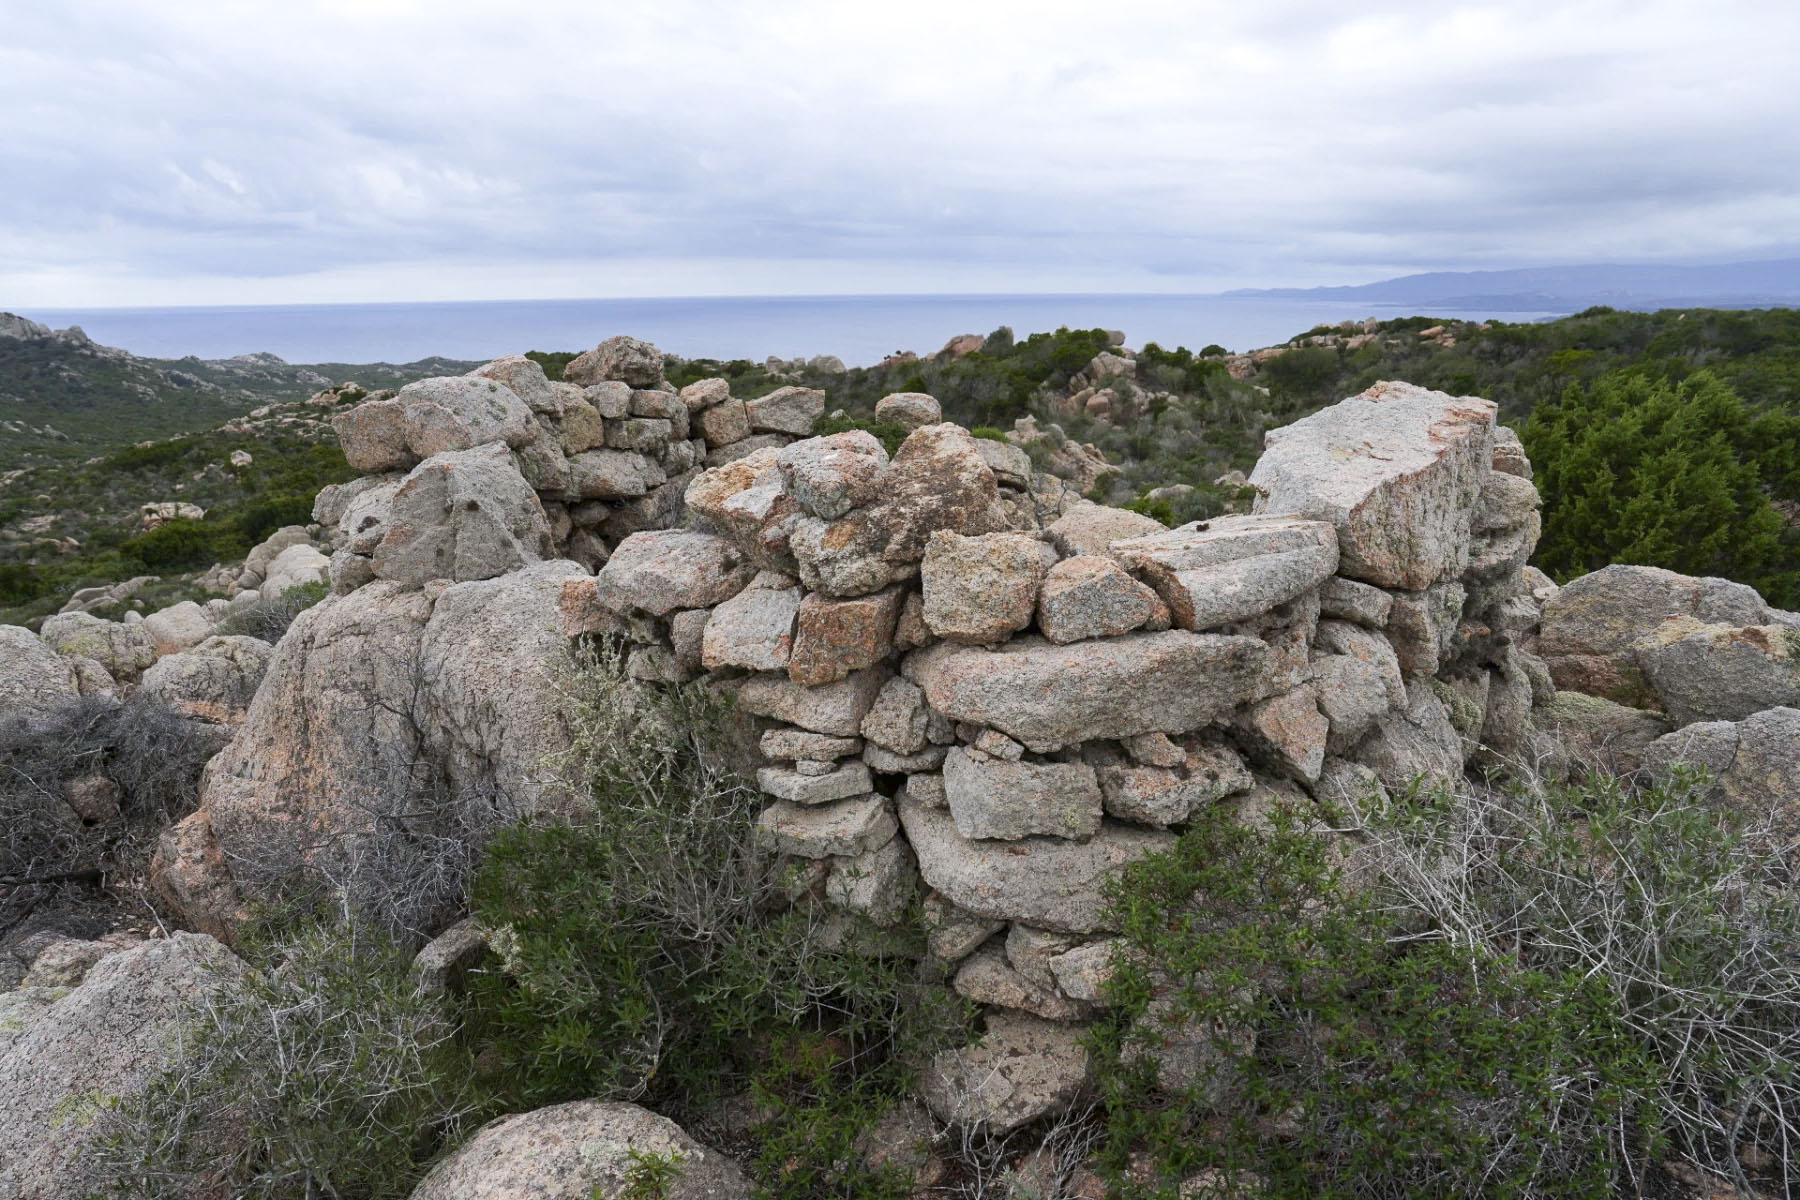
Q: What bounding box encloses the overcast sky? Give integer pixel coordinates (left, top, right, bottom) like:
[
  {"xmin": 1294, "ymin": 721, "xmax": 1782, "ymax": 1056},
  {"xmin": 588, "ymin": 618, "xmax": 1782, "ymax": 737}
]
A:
[{"xmin": 4, "ymin": 0, "xmax": 1799, "ymax": 307}]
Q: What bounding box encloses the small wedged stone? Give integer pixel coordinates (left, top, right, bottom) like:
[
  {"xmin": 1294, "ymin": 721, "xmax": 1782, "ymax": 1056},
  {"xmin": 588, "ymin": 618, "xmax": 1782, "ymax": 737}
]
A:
[
  {"xmin": 777, "ymin": 432, "xmax": 891, "ymax": 520},
  {"xmin": 900, "ymin": 796, "xmax": 1174, "ymax": 934},
  {"xmin": 734, "ymin": 667, "xmax": 889, "ymax": 737},
  {"xmin": 596, "ymin": 530, "xmax": 754, "ymax": 616},
  {"xmin": 1036, "ymin": 555, "xmax": 1161, "ymax": 643},
  {"xmin": 953, "ymin": 944, "xmax": 1091, "ymax": 1021},
  {"xmin": 569, "ymin": 448, "xmax": 663, "ymax": 500},
  {"xmin": 757, "ymin": 762, "xmax": 874, "ymax": 805},
  {"xmin": 789, "ymin": 587, "xmax": 905, "ymax": 685},
  {"xmin": 922, "ymin": 891, "xmax": 1004, "ymax": 960},
  {"xmin": 700, "ymin": 584, "xmax": 800, "ymax": 671},
  {"xmin": 1112, "ymin": 515, "xmax": 1338, "ymax": 632},
  {"xmin": 1234, "ymin": 686, "xmax": 1328, "ymax": 783},
  {"xmin": 759, "ymin": 728, "xmax": 862, "ymax": 761},
  {"xmin": 1351, "ymin": 680, "xmax": 1464, "ymax": 793},
  {"xmin": 942, "ymin": 748, "xmax": 1103, "ymax": 842},
  {"xmin": 921, "ymin": 530, "xmax": 1053, "ymax": 643},
  {"xmin": 860, "ymin": 676, "xmax": 928, "ymax": 755},
  {"xmin": 757, "ymin": 794, "xmax": 897, "ymax": 858},
  {"xmin": 865, "ymin": 742, "xmax": 948, "ymax": 773},
  {"xmin": 745, "ymin": 385, "xmax": 825, "ymax": 435},
  {"xmin": 1045, "ymin": 500, "xmax": 1166, "ymax": 561},
  {"xmin": 826, "ymin": 835, "xmax": 917, "ymax": 925},
  {"xmin": 1096, "ymin": 741, "xmax": 1252, "ymax": 826},
  {"xmin": 1318, "ymin": 575, "xmax": 1393, "ymax": 627}
]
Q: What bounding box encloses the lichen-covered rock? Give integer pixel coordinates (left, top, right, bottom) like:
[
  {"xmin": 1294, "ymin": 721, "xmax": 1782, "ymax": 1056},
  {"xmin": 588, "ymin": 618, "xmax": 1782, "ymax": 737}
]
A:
[
  {"xmin": 142, "ymin": 600, "xmax": 215, "ymax": 656},
  {"xmin": 777, "ymin": 432, "xmax": 890, "ymax": 520},
  {"xmin": 734, "ymin": 667, "xmax": 889, "ymax": 737},
  {"xmin": 1234, "ymin": 685, "xmax": 1328, "ymax": 783},
  {"xmin": 410, "ymin": 1100, "xmax": 748, "ymax": 1200},
  {"xmin": 1538, "ymin": 691, "xmax": 1671, "ymax": 776},
  {"xmin": 1318, "ymin": 575, "xmax": 1394, "ymax": 627},
  {"xmin": 744, "ymin": 385, "xmax": 824, "ymax": 435},
  {"xmin": 789, "ymin": 587, "xmax": 904, "ymax": 686},
  {"xmin": 38, "ymin": 611, "xmax": 157, "ymax": 682},
  {"xmin": 138, "ymin": 634, "xmax": 275, "ymax": 723},
  {"xmin": 1035, "ymin": 555, "xmax": 1161, "ymax": 643},
  {"xmin": 1385, "ymin": 582, "xmax": 1466, "ymax": 678},
  {"xmin": 942, "ymin": 747, "xmax": 1103, "ymax": 841},
  {"xmin": 596, "ymin": 530, "xmax": 753, "ymax": 616},
  {"xmin": 563, "ymin": 335, "xmax": 666, "ymax": 389},
  {"xmin": 919, "ymin": 1011, "xmax": 1091, "ymax": 1135},
  {"xmin": 1311, "ymin": 619, "xmax": 1406, "ymax": 752},
  {"xmin": 906, "ymin": 631, "xmax": 1270, "ymax": 747},
  {"xmin": 875, "ymin": 391, "xmax": 942, "ymax": 431},
  {"xmin": 1113, "ymin": 515, "xmax": 1338, "ymax": 631},
  {"xmin": 373, "ymin": 444, "xmax": 553, "ymax": 587},
  {"xmin": 1535, "ymin": 564, "xmax": 1791, "ymax": 706},
  {"xmin": 1045, "ymin": 500, "xmax": 1165, "ymax": 561},
  {"xmin": 1641, "ymin": 706, "xmax": 1800, "ymax": 837},
  {"xmin": 921, "ymin": 530, "xmax": 1052, "ymax": 644},
  {"xmin": 790, "ymin": 424, "xmax": 1002, "ymax": 597},
  {"xmin": 0, "ymin": 624, "xmax": 78, "ymax": 722},
  {"xmin": 1249, "ymin": 381, "xmax": 1495, "ymax": 590},
  {"xmin": 760, "ymin": 728, "xmax": 862, "ymax": 761},
  {"xmin": 1636, "ymin": 621, "xmax": 1800, "ymax": 725},
  {"xmin": 700, "ymin": 582, "xmax": 800, "ymax": 671},
  {"xmin": 159, "ymin": 564, "xmax": 593, "ymax": 935},
  {"xmin": 900, "ymin": 797, "xmax": 1174, "ymax": 933},
  {"xmin": 0, "ymin": 934, "xmax": 247, "ymax": 1200}
]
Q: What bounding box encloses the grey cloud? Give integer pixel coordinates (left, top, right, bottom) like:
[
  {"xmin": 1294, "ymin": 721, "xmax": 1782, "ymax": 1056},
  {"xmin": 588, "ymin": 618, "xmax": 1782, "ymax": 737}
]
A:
[{"xmin": 3, "ymin": 0, "xmax": 1800, "ymax": 303}]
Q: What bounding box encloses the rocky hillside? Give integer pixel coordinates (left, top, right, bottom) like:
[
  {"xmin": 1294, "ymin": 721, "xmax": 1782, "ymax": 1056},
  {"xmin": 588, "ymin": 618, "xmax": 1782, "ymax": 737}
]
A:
[
  {"xmin": 4, "ymin": 335, "xmax": 1799, "ymax": 1198},
  {"xmin": 0, "ymin": 311, "xmax": 474, "ymax": 470}
]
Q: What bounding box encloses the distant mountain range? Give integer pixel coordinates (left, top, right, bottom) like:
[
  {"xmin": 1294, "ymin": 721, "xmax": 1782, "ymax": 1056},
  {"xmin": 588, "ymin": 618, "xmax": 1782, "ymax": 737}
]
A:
[{"xmin": 1227, "ymin": 259, "xmax": 1800, "ymax": 312}]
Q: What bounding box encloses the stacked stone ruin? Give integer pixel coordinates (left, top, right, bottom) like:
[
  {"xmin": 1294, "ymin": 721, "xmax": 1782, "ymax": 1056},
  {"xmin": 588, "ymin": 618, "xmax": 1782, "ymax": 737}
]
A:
[
  {"xmin": 572, "ymin": 378, "xmax": 1549, "ymax": 1131},
  {"xmin": 150, "ymin": 336, "xmax": 1551, "ymax": 1133}
]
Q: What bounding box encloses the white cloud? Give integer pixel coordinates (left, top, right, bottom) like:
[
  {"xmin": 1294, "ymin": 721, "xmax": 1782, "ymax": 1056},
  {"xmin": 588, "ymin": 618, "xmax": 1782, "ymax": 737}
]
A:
[{"xmin": 2, "ymin": 0, "xmax": 1798, "ymax": 304}]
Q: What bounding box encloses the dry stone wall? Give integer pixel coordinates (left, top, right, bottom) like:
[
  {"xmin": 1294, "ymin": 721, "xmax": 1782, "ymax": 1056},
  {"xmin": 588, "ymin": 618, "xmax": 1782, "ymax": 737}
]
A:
[
  {"xmin": 583, "ymin": 377, "xmax": 1552, "ymax": 1130},
  {"xmin": 147, "ymin": 337, "xmax": 1556, "ymax": 1130}
]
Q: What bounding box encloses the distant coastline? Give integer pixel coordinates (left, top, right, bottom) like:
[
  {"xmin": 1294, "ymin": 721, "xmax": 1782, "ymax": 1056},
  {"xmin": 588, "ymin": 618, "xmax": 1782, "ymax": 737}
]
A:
[{"xmin": 19, "ymin": 293, "xmax": 1568, "ymax": 368}]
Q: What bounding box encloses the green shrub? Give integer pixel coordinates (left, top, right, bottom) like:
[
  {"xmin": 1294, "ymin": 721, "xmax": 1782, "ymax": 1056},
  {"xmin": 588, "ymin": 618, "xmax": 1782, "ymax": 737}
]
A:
[
  {"xmin": 967, "ymin": 425, "xmax": 1010, "ymax": 442},
  {"xmin": 1097, "ymin": 767, "xmax": 1800, "ymax": 1197},
  {"xmin": 1524, "ymin": 369, "xmax": 1797, "ymax": 604},
  {"xmin": 233, "ymin": 493, "xmax": 316, "ymax": 545},
  {"xmin": 97, "ymin": 914, "xmax": 486, "ymax": 1200},
  {"xmin": 812, "ymin": 413, "xmax": 912, "ymax": 457},
  {"xmin": 121, "ymin": 518, "xmax": 218, "ymax": 571},
  {"xmin": 1094, "ymin": 790, "xmax": 1649, "ymax": 1200},
  {"xmin": 524, "ymin": 349, "xmax": 579, "ymax": 381}
]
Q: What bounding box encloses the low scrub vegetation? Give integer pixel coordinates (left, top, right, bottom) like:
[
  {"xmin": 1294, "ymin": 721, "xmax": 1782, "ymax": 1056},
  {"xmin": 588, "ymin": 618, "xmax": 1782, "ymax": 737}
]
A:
[{"xmin": 1095, "ymin": 767, "xmax": 1800, "ymax": 1198}]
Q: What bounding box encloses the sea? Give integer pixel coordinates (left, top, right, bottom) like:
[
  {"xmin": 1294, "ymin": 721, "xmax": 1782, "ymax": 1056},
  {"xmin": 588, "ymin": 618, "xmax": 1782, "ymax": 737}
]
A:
[{"xmin": 23, "ymin": 294, "xmax": 1567, "ymax": 368}]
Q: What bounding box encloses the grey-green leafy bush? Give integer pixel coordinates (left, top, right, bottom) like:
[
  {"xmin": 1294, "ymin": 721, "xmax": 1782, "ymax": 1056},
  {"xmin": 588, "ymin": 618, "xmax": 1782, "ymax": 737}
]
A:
[
  {"xmin": 464, "ymin": 641, "xmax": 967, "ymax": 1197},
  {"xmin": 214, "ymin": 580, "xmax": 329, "ymax": 642},
  {"xmin": 95, "ymin": 914, "xmax": 486, "ymax": 1200}
]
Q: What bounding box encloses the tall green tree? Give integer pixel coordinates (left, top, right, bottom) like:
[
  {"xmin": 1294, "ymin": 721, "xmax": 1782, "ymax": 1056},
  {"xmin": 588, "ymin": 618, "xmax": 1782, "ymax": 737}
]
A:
[{"xmin": 1524, "ymin": 369, "xmax": 1797, "ymax": 606}]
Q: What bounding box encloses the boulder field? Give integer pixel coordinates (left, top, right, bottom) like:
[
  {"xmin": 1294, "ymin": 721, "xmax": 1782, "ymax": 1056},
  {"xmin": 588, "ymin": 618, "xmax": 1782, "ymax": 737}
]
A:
[{"xmin": 6, "ymin": 335, "xmax": 1799, "ymax": 1197}]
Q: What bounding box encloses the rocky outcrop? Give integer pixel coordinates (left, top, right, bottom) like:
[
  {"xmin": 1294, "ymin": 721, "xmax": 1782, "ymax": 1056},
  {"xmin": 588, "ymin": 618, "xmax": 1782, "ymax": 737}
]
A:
[
  {"xmin": 1535, "ymin": 563, "xmax": 1800, "ymax": 722},
  {"xmin": 1642, "ymin": 706, "xmax": 1800, "ymax": 837},
  {"xmin": 138, "ymin": 634, "xmax": 275, "ymax": 724},
  {"xmin": 0, "ymin": 933, "xmax": 247, "ymax": 1200},
  {"xmin": 0, "ymin": 625, "xmax": 79, "ymax": 722},
  {"xmin": 411, "ymin": 1100, "xmax": 748, "ymax": 1200}
]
